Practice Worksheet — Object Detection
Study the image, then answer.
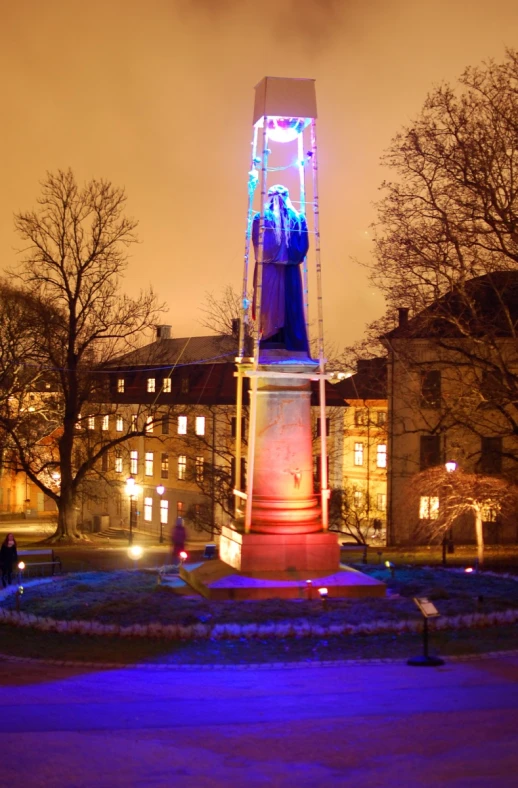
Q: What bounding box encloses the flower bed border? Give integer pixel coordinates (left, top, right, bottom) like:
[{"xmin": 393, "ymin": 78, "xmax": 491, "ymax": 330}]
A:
[{"xmin": 1, "ymin": 577, "xmax": 517, "ymax": 640}]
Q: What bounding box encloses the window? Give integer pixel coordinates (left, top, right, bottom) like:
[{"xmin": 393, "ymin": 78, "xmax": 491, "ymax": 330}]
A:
[
  {"xmin": 421, "ymin": 370, "xmax": 441, "ymax": 408},
  {"xmin": 195, "ymin": 416, "xmax": 205, "ymax": 436},
  {"xmin": 316, "ymin": 417, "xmax": 330, "ymax": 437},
  {"xmin": 178, "ymin": 455, "xmax": 187, "ymax": 480},
  {"xmin": 162, "ymin": 415, "xmax": 169, "ymax": 435},
  {"xmin": 377, "ymin": 493, "xmax": 386, "ymax": 511},
  {"xmin": 195, "ymin": 456, "xmax": 204, "ymax": 482},
  {"xmin": 353, "ymin": 490, "xmax": 363, "ymax": 509},
  {"xmin": 231, "ymin": 416, "xmax": 246, "ymax": 439},
  {"xmin": 102, "ymin": 415, "xmax": 109, "ymax": 431},
  {"xmin": 419, "ymin": 496, "xmax": 439, "ymax": 520},
  {"xmin": 144, "ymin": 497, "xmax": 152, "ymax": 522},
  {"xmin": 87, "ymin": 416, "xmax": 95, "ymax": 430},
  {"xmin": 377, "ymin": 410, "xmax": 387, "ymax": 426},
  {"xmin": 145, "ymin": 452, "xmax": 154, "ymax": 477},
  {"xmin": 181, "ymin": 377, "xmax": 189, "ymax": 394},
  {"xmin": 131, "ymin": 414, "xmax": 137, "ymax": 432},
  {"xmin": 354, "ymin": 442, "xmax": 364, "ymax": 466},
  {"xmin": 101, "ymin": 452, "xmax": 108, "ymax": 472},
  {"xmin": 115, "ymin": 451, "xmax": 123, "ymax": 473},
  {"xmin": 178, "ymin": 416, "xmax": 187, "ymax": 435},
  {"xmin": 420, "ymin": 435, "xmax": 441, "ymax": 470},
  {"xmin": 147, "ymin": 378, "xmax": 156, "ymax": 393},
  {"xmin": 177, "ymin": 501, "xmax": 184, "ymax": 518},
  {"xmin": 145, "ymin": 416, "xmax": 153, "ymax": 434},
  {"xmin": 117, "ymin": 378, "xmax": 125, "ymax": 393},
  {"xmin": 160, "ymin": 499, "xmax": 169, "ymax": 524},
  {"xmin": 163, "ymin": 377, "xmax": 171, "ymax": 393},
  {"xmin": 116, "ymin": 416, "xmax": 123, "ymax": 432},
  {"xmin": 376, "ymin": 444, "xmax": 387, "ymax": 469},
  {"xmin": 130, "ymin": 450, "xmax": 138, "ymax": 475},
  {"xmin": 480, "ymin": 437, "xmax": 503, "ymax": 474},
  {"xmin": 161, "ymin": 453, "xmax": 169, "ymax": 479},
  {"xmin": 354, "ymin": 409, "xmax": 367, "ymax": 427}
]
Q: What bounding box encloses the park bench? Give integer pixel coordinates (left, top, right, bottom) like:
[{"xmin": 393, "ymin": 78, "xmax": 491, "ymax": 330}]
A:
[
  {"xmin": 340, "ymin": 542, "xmax": 369, "ymax": 564},
  {"xmin": 17, "ymin": 548, "xmax": 62, "ymax": 577}
]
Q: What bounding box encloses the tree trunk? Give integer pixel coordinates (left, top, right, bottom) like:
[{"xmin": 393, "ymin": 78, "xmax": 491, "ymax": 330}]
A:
[
  {"xmin": 53, "ymin": 489, "xmax": 80, "ymax": 541},
  {"xmin": 474, "ymin": 507, "xmax": 485, "ymax": 568}
]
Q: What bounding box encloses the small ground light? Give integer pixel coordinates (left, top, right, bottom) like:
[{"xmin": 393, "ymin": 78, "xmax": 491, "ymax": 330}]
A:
[
  {"xmin": 17, "ymin": 561, "xmax": 25, "ymax": 583},
  {"xmin": 128, "ymin": 545, "xmax": 144, "ymax": 570},
  {"xmin": 15, "ymin": 585, "xmax": 23, "ymax": 612},
  {"xmin": 318, "ymin": 587, "xmax": 329, "ymax": 609},
  {"xmin": 179, "ymin": 551, "xmax": 188, "ymax": 565},
  {"xmin": 305, "ymin": 579, "xmax": 313, "ymax": 600},
  {"xmin": 465, "ymin": 567, "xmax": 474, "ymax": 573},
  {"xmin": 385, "ymin": 560, "xmax": 396, "ymax": 578}
]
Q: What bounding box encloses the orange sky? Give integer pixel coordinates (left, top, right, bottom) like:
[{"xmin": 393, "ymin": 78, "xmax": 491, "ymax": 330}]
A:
[{"xmin": 1, "ymin": 0, "xmax": 516, "ymax": 350}]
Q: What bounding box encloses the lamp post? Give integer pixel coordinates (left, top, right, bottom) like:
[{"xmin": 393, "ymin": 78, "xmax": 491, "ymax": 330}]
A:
[
  {"xmin": 156, "ymin": 484, "xmax": 165, "ymax": 544},
  {"xmin": 443, "ymin": 461, "xmax": 457, "ymax": 563},
  {"xmin": 126, "ymin": 476, "xmax": 137, "ymax": 546}
]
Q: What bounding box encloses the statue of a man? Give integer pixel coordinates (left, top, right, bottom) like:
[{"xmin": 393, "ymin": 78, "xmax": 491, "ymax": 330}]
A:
[{"xmin": 252, "ymin": 184, "xmax": 309, "ymax": 353}]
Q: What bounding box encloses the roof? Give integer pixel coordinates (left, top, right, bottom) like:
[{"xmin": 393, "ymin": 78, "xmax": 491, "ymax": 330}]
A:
[
  {"xmin": 113, "ymin": 334, "xmax": 240, "ymax": 369},
  {"xmin": 334, "ymin": 357, "xmax": 387, "ymax": 401},
  {"xmin": 385, "ymin": 271, "xmax": 518, "ymax": 340}
]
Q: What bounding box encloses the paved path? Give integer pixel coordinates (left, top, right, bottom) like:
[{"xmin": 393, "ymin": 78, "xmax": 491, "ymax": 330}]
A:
[{"xmin": 0, "ymin": 654, "xmax": 517, "ymax": 787}]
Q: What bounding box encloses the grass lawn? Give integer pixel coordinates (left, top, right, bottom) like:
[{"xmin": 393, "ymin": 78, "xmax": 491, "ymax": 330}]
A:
[{"xmin": 0, "ymin": 564, "xmax": 517, "ymax": 665}]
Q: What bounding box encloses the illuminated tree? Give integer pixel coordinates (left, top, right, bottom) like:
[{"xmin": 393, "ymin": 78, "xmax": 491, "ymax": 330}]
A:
[
  {"xmin": 410, "ymin": 465, "xmax": 518, "ymax": 566},
  {"xmin": 2, "ymin": 169, "xmax": 163, "ymax": 541}
]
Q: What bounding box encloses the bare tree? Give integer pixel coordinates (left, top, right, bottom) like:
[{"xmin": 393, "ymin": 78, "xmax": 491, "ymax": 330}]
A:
[
  {"xmin": 3, "ymin": 169, "xmax": 164, "ymax": 541},
  {"xmin": 409, "ymin": 465, "xmax": 517, "ymax": 566},
  {"xmin": 328, "ymin": 484, "xmax": 373, "ymax": 545}
]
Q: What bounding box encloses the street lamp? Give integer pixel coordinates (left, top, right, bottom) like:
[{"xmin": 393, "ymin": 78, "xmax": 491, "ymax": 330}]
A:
[
  {"xmin": 445, "ymin": 461, "xmax": 457, "ymax": 473},
  {"xmin": 156, "ymin": 484, "xmax": 165, "ymax": 544},
  {"xmin": 126, "ymin": 476, "xmax": 137, "ymax": 546},
  {"xmin": 443, "ymin": 461, "xmax": 457, "ymax": 562}
]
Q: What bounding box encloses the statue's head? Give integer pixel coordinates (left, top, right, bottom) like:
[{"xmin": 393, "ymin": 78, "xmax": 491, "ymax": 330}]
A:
[{"xmin": 268, "ymin": 184, "xmax": 289, "ymax": 200}]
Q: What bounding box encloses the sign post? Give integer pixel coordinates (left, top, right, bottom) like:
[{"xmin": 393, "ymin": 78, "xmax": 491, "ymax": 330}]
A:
[{"xmin": 407, "ymin": 597, "xmax": 444, "ymax": 667}]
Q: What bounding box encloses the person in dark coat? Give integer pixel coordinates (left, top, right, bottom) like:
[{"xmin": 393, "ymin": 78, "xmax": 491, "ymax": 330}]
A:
[
  {"xmin": 252, "ymin": 184, "xmax": 309, "ymax": 353},
  {"xmin": 172, "ymin": 517, "xmax": 186, "ymax": 567},
  {"xmin": 1, "ymin": 533, "xmax": 18, "ymax": 588}
]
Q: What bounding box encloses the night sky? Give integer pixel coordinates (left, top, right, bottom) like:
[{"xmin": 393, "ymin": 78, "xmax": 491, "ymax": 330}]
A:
[{"xmin": 1, "ymin": 0, "xmax": 516, "ymax": 349}]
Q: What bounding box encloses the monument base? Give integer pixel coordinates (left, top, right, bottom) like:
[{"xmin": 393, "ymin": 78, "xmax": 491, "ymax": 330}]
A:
[
  {"xmin": 219, "ymin": 524, "xmax": 339, "ymax": 572},
  {"xmin": 180, "ymin": 560, "xmax": 386, "ymax": 600}
]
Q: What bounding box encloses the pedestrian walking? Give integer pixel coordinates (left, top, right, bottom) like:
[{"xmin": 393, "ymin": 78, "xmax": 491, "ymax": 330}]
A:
[
  {"xmin": 1, "ymin": 533, "xmax": 18, "ymax": 588},
  {"xmin": 172, "ymin": 517, "xmax": 186, "ymax": 568}
]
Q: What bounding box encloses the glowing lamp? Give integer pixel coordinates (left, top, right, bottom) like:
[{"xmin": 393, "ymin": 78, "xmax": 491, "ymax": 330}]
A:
[
  {"xmin": 445, "ymin": 461, "xmax": 457, "ymax": 473},
  {"xmin": 179, "ymin": 551, "xmax": 188, "ymax": 562},
  {"xmin": 156, "ymin": 484, "xmax": 165, "ymax": 496},
  {"xmin": 128, "ymin": 545, "xmax": 143, "ymax": 560},
  {"xmin": 318, "ymin": 587, "xmax": 328, "ymax": 598},
  {"xmin": 17, "ymin": 562, "xmax": 25, "ymax": 571},
  {"xmin": 465, "ymin": 567, "xmax": 474, "ymax": 573}
]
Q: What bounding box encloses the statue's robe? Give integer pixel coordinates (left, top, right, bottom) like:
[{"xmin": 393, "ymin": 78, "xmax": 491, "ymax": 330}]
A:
[{"xmin": 252, "ymin": 209, "xmax": 309, "ymax": 353}]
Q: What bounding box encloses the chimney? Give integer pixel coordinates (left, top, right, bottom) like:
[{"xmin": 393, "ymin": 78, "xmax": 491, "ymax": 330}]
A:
[
  {"xmin": 397, "ymin": 308, "xmax": 409, "ymax": 327},
  {"xmin": 156, "ymin": 325, "xmax": 172, "ymax": 340}
]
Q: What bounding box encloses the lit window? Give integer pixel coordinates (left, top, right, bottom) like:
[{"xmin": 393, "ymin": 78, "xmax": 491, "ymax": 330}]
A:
[
  {"xmin": 160, "ymin": 499, "xmax": 169, "ymax": 524},
  {"xmin": 163, "ymin": 378, "xmax": 171, "ymax": 393},
  {"xmin": 195, "ymin": 416, "xmax": 205, "ymax": 436},
  {"xmin": 131, "ymin": 414, "xmax": 137, "ymax": 432},
  {"xmin": 117, "ymin": 378, "xmax": 125, "ymax": 393},
  {"xmin": 161, "ymin": 453, "xmax": 169, "ymax": 479},
  {"xmin": 102, "ymin": 415, "xmax": 109, "ymax": 431},
  {"xmin": 195, "ymin": 456, "xmax": 204, "ymax": 482},
  {"xmin": 377, "ymin": 444, "xmax": 387, "ymax": 468},
  {"xmin": 116, "ymin": 416, "xmax": 123, "ymax": 432},
  {"xmin": 88, "ymin": 416, "xmax": 95, "ymax": 430},
  {"xmin": 377, "ymin": 493, "xmax": 386, "ymax": 511},
  {"xmin": 354, "ymin": 442, "xmax": 364, "ymax": 466},
  {"xmin": 144, "ymin": 497, "xmax": 152, "ymax": 522},
  {"xmin": 130, "ymin": 450, "xmax": 138, "ymax": 475},
  {"xmin": 353, "ymin": 490, "xmax": 363, "ymax": 509},
  {"xmin": 147, "ymin": 378, "xmax": 156, "ymax": 393},
  {"xmin": 178, "ymin": 416, "xmax": 187, "ymax": 435},
  {"xmin": 354, "ymin": 409, "xmax": 367, "ymax": 427},
  {"xmin": 178, "ymin": 455, "xmax": 187, "ymax": 480},
  {"xmin": 177, "ymin": 501, "xmax": 184, "ymax": 517},
  {"xmin": 419, "ymin": 496, "xmax": 439, "ymax": 520},
  {"xmin": 115, "ymin": 451, "xmax": 123, "ymax": 473},
  {"xmin": 145, "ymin": 416, "xmax": 153, "ymax": 434},
  {"xmin": 145, "ymin": 452, "xmax": 154, "ymax": 477}
]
